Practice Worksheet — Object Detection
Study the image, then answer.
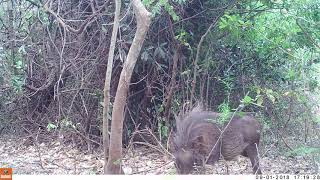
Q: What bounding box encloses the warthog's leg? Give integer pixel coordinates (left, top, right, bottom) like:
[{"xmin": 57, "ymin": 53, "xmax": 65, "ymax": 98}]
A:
[{"xmin": 243, "ymin": 144, "xmax": 262, "ymax": 174}]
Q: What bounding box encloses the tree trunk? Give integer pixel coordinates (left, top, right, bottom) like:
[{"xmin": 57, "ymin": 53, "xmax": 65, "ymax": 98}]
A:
[
  {"xmin": 102, "ymin": 0, "xmax": 121, "ymax": 174},
  {"xmin": 106, "ymin": 0, "xmax": 151, "ymax": 174}
]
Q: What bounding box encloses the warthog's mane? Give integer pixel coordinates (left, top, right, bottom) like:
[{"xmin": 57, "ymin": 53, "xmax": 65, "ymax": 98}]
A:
[{"xmin": 173, "ymin": 106, "xmax": 220, "ymax": 150}]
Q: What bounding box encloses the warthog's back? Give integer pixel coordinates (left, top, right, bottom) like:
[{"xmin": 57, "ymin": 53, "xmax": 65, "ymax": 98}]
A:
[{"xmin": 222, "ymin": 115, "xmax": 261, "ymax": 161}]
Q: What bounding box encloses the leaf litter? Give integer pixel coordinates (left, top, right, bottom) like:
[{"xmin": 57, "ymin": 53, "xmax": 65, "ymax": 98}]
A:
[{"xmin": 0, "ymin": 137, "xmax": 317, "ymax": 175}]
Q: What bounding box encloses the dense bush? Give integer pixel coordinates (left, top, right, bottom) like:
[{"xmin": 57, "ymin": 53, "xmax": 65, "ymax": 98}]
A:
[{"xmin": 0, "ymin": 0, "xmax": 319, "ymax": 156}]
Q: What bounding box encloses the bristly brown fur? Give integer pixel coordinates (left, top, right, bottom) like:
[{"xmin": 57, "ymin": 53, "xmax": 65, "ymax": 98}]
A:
[{"xmin": 172, "ymin": 106, "xmax": 262, "ymax": 174}]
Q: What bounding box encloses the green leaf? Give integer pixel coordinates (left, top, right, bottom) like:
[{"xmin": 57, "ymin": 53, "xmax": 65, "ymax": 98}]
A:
[
  {"xmin": 265, "ymin": 89, "xmax": 276, "ymax": 103},
  {"xmin": 47, "ymin": 123, "xmax": 57, "ymax": 132},
  {"xmin": 243, "ymin": 95, "xmax": 253, "ymax": 105},
  {"xmin": 217, "ymin": 102, "xmax": 231, "ymax": 124},
  {"xmin": 181, "ymin": 70, "xmax": 191, "ymax": 76},
  {"xmin": 256, "ymin": 95, "xmax": 264, "ymax": 106},
  {"xmin": 18, "ymin": 46, "xmax": 27, "ymax": 55},
  {"xmin": 161, "ymin": 125, "xmax": 168, "ymax": 138},
  {"xmin": 266, "ymin": 94, "xmax": 276, "ymax": 103},
  {"xmin": 14, "ymin": 60, "xmax": 23, "ymax": 69},
  {"xmin": 158, "ymin": 105, "xmax": 164, "ymax": 113}
]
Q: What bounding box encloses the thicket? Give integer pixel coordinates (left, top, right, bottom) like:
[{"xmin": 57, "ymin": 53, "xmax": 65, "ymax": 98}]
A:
[{"xmin": 0, "ymin": 0, "xmax": 319, "ymax": 157}]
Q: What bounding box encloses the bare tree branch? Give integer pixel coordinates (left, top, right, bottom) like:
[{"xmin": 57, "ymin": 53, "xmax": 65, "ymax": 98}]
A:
[{"xmin": 43, "ymin": 0, "xmax": 110, "ymax": 34}]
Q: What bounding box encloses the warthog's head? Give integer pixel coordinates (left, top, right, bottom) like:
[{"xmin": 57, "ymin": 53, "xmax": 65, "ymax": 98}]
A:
[{"xmin": 173, "ymin": 148, "xmax": 195, "ymax": 174}]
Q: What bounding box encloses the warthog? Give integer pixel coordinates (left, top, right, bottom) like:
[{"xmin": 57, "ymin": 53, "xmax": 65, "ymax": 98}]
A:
[{"xmin": 171, "ymin": 107, "xmax": 262, "ymax": 174}]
